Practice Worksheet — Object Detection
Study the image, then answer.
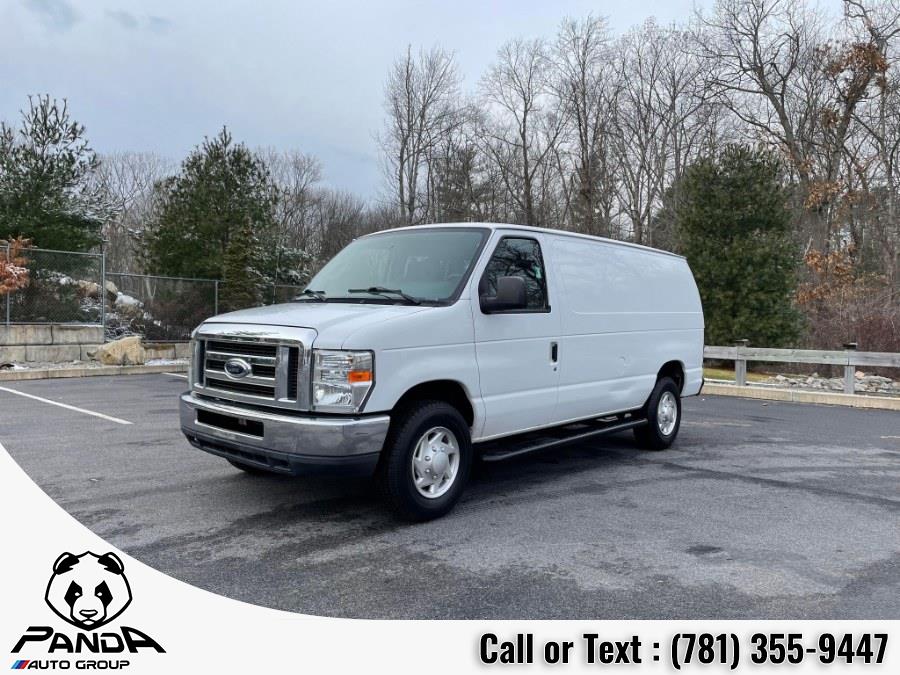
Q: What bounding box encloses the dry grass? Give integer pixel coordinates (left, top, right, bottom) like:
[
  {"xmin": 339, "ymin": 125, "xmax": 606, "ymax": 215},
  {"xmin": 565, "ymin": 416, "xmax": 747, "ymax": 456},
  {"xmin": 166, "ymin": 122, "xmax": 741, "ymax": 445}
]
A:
[{"xmin": 703, "ymin": 367, "xmax": 768, "ymax": 383}]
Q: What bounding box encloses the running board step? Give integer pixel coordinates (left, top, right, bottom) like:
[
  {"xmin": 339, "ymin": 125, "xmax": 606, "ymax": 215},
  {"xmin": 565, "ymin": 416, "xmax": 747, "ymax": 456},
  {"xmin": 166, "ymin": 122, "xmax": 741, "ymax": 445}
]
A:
[{"xmin": 477, "ymin": 415, "xmax": 648, "ymax": 463}]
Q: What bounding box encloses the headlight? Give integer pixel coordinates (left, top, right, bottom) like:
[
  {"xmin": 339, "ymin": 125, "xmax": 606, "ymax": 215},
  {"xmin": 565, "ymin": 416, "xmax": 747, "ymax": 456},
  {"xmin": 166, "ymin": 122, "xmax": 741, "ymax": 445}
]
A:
[{"xmin": 311, "ymin": 350, "xmax": 374, "ymax": 413}]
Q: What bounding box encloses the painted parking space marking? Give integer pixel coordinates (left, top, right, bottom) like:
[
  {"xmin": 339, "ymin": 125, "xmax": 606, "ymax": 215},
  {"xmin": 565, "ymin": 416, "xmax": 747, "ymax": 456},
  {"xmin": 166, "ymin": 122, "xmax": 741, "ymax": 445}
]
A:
[
  {"xmin": 162, "ymin": 372, "xmax": 188, "ymax": 379},
  {"xmin": 0, "ymin": 385, "xmax": 132, "ymax": 426}
]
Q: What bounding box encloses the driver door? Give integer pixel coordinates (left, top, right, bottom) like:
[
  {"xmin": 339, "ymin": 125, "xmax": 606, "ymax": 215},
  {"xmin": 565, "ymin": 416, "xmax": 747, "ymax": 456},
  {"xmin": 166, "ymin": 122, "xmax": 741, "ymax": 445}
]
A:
[{"xmin": 471, "ymin": 234, "xmax": 561, "ymax": 439}]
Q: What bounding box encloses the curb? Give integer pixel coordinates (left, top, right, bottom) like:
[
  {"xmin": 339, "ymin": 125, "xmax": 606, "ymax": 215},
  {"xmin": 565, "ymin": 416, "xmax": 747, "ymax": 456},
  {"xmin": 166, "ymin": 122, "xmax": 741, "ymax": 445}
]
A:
[
  {"xmin": 703, "ymin": 381, "xmax": 900, "ymax": 411},
  {"xmin": 0, "ymin": 363, "xmax": 189, "ymax": 382}
]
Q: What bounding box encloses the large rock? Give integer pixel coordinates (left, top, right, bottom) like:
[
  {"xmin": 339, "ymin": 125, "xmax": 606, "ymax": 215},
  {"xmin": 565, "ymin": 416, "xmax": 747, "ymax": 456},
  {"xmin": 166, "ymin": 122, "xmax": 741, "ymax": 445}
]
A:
[
  {"xmin": 104, "ymin": 280, "xmax": 119, "ymax": 304},
  {"xmin": 76, "ymin": 280, "xmax": 102, "ymax": 299},
  {"xmin": 90, "ymin": 336, "xmax": 146, "ymax": 366}
]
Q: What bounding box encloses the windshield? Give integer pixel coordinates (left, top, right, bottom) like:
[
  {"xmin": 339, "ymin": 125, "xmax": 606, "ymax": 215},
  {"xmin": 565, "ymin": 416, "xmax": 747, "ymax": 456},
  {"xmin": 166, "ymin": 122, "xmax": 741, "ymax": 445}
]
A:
[{"xmin": 305, "ymin": 228, "xmax": 488, "ymax": 303}]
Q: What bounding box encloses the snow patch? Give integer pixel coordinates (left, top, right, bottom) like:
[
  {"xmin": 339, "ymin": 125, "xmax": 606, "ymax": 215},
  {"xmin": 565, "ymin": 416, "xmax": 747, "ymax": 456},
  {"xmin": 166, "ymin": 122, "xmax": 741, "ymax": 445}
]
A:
[
  {"xmin": 49, "ymin": 272, "xmax": 75, "ymax": 286},
  {"xmin": 145, "ymin": 358, "xmax": 188, "ymax": 366},
  {"xmin": 115, "ymin": 292, "xmax": 141, "ymax": 307}
]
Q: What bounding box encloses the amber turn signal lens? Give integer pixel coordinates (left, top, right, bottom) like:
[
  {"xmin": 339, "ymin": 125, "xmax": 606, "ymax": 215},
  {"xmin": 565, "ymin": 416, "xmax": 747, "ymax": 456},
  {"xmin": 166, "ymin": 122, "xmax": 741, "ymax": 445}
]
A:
[{"xmin": 348, "ymin": 370, "xmax": 373, "ymax": 383}]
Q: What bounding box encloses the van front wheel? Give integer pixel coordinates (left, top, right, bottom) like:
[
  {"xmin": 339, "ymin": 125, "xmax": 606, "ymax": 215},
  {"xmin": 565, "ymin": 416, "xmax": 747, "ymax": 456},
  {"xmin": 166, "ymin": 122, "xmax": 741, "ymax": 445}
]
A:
[
  {"xmin": 377, "ymin": 400, "xmax": 472, "ymax": 521},
  {"xmin": 633, "ymin": 377, "xmax": 681, "ymax": 450}
]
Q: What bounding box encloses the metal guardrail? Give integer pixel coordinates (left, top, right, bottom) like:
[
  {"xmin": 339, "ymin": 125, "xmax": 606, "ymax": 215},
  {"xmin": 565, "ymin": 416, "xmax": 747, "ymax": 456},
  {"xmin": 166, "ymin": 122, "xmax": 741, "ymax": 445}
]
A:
[{"xmin": 704, "ymin": 342, "xmax": 900, "ymax": 394}]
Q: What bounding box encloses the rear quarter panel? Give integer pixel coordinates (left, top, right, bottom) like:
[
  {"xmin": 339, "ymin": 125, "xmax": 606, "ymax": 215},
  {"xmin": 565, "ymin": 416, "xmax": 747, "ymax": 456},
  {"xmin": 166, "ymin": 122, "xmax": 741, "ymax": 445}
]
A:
[{"xmin": 548, "ymin": 236, "xmax": 704, "ymax": 420}]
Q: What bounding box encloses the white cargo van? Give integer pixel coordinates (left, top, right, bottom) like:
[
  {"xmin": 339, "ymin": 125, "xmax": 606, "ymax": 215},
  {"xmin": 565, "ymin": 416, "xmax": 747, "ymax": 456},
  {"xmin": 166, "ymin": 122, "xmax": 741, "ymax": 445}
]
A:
[{"xmin": 181, "ymin": 224, "xmax": 704, "ymax": 519}]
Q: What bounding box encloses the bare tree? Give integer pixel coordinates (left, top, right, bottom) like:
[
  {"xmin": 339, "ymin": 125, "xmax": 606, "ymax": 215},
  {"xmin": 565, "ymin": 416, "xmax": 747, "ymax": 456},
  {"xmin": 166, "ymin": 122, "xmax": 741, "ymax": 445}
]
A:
[
  {"xmin": 846, "ymin": 0, "xmax": 900, "ymax": 282},
  {"xmin": 379, "ymin": 46, "xmax": 462, "ymax": 224},
  {"xmin": 700, "ymin": 0, "xmax": 897, "ymax": 252},
  {"xmin": 260, "ymin": 148, "xmax": 323, "ymax": 253},
  {"xmin": 425, "ymin": 105, "xmax": 507, "ymax": 223},
  {"xmin": 612, "ymin": 20, "xmax": 715, "ymax": 245},
  {"xmin": 313, "ymin": 189, "xmax": 368, "ymax": 261},
  {"xmin": 552, "ymin": 15, "xmax": 621, "ymax": 236},
  {"xmin": 480, "ymin": 37, "xmax": 566, "ymax": 226},
  {"xmin": 95, "ymin": 152, "xmax": 172, "ymax": 272}
]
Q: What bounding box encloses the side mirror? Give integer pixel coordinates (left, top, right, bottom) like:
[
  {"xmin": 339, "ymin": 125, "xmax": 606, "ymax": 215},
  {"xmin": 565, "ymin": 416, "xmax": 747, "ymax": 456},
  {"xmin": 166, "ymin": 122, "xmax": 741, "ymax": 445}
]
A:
[{"xmin": 480, "ymin": 275, "xmax": 527, "ymax": 313}]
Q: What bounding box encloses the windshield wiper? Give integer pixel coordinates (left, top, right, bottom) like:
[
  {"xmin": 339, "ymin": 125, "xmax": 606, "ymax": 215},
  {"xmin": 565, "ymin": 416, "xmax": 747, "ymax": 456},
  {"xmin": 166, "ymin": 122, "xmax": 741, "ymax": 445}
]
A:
[
  {"xmin": 347, "ymin": 286, "xmax": 422, "ymax": 305},
  {"xmin": 295, "ymin": 289, "xmax": 327, "ymax": 302}
]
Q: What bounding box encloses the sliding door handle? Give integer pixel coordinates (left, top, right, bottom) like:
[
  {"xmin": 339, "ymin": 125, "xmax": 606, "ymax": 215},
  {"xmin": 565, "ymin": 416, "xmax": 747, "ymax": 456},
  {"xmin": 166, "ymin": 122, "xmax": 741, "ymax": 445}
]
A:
[{"xmin": 550, "ymin": 341, "xmax": 558, "ymax": 363}]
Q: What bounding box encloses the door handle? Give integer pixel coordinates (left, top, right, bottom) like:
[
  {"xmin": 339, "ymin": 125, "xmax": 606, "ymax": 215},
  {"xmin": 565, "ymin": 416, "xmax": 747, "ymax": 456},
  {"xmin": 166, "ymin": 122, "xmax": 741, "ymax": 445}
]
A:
[{"xmin": 550, "ymin": 341, "xmax": 558, "ymax": 363}]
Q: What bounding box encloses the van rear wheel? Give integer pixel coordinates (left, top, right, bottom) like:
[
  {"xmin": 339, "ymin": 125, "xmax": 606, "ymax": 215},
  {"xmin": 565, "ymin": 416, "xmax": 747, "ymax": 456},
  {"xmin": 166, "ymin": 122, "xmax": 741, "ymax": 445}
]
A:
[
  {"xmin": 633, "ymin": 377, "xmax": 681, "ymax": 450},
  {"xmin": 377, "ymin": 400, "xmax": 472, "ymax": 521}
]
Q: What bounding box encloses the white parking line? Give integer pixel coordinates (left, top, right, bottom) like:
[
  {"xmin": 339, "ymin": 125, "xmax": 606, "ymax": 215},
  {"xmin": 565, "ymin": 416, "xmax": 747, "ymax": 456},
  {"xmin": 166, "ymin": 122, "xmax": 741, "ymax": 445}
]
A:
[
  {"xmin": 0, "ymin": 386, "xmax": 132, "ymax": 426},
  {"xmin": 162, "ymin": 372, "xmax": 188, "ymax": 379}
]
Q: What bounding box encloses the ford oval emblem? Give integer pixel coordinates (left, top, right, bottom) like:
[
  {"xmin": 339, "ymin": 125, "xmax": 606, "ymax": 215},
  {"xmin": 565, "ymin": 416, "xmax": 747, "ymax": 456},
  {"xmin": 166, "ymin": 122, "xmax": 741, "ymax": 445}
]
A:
[{"xmin": 223, "ymin": 358, "xmax": 252, "ymax": 379}]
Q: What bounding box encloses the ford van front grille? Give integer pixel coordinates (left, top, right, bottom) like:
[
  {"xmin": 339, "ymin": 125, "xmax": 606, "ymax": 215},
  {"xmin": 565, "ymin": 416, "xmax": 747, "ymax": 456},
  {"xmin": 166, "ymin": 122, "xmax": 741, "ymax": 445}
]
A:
[
  {"xmin": 191, "ymin": 326, "xmax": 313, "ymax": 411},
  {"xmin": 206, "ymin": 340, "xmax": 278, "ymax": 358}
]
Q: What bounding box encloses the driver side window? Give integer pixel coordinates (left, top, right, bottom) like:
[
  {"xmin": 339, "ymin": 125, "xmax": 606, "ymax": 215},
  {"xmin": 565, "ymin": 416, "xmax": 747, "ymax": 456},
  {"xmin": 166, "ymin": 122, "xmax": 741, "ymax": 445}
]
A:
[{"xmin": 479, "ymin": 237, "xmax": 549, "ymax": 311}]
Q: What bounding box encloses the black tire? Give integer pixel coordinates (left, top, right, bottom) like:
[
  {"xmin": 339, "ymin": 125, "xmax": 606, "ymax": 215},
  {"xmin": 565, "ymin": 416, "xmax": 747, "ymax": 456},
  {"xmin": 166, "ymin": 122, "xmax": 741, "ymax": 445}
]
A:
[
  {"xmin": 633, "ymin": 377, "xmax": 681, "ymax": 450},
  {"xmin": 227, "ymin": 459, "xmax": 277, "ymax": 476},
  {"xmin": 377, "ymin": 400, "xmax": 472, "ymax": 521}
]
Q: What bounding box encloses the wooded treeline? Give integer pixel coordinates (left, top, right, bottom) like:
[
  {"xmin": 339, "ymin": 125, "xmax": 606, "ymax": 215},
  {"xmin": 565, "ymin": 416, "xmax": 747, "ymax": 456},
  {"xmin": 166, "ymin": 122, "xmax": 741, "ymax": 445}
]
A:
[
  {"xmin": 377, "ymin": 0, "xmax": 900, "ymax": 350},
  {"xmin": 382, "ymin": 1, "xmax": 900, "ymax": 269}
]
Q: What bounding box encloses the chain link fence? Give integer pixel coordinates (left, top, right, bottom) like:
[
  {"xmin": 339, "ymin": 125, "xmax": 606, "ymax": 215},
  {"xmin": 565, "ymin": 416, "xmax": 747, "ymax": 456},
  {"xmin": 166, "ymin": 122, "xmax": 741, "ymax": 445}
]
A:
[
  {"xmin": 106, "ymin": 273, "xmax": 219, "ymax": 341},
  {"xmin": 3, "ymin": 246, "xmax": 105, "ymax": 326},
  {"xmin": 248, "ymin": 283, "xmax": 307, "ymax": 306},
  {"xmin": 2, "ymin": 245, "xmax": 306, "ymax": 342}
]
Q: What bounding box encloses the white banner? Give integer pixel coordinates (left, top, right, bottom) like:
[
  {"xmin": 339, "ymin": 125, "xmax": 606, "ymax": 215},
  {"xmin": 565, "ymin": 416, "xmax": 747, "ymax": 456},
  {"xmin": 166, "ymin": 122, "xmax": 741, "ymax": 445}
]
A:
[{"xmin": 1, "ymin": 444, "xmax": 896, "ymax": 673}]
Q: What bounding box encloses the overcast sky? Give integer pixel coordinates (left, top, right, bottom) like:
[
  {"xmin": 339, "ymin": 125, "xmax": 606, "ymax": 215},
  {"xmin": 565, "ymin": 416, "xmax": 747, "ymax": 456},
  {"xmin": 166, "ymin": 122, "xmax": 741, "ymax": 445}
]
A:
[{"xmin": 4, "ymin": 0, "xmax": 729, "ymax": 199}]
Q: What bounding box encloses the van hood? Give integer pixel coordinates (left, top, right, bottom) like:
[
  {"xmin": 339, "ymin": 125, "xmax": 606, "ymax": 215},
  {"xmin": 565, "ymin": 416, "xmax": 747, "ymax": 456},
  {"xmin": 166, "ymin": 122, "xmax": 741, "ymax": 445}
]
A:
[{"xmin": 202, "ymin": 302, "xmax": 432, "ymax": 344}]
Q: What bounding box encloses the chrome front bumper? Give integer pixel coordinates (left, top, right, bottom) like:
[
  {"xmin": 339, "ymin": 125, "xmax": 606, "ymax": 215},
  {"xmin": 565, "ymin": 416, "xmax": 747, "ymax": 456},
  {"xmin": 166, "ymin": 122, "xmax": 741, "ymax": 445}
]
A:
[{"xmin": 180, "ymin": 392, "xmax": 390, "ymax": 475}]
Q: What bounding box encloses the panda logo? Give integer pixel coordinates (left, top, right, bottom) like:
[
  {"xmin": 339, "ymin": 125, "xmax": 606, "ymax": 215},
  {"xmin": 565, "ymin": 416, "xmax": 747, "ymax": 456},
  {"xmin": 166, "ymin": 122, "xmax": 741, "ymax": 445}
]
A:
[{"xmin": 44, "ymin": 551, "xmax": 132, "ymax": 631}]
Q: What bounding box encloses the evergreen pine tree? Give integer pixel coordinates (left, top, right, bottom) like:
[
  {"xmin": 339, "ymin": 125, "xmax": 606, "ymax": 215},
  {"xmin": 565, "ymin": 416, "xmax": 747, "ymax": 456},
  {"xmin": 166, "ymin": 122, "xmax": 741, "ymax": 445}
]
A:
[
  {"xmin": 144, "ymin": 127, "xmax": 277, "ymax": 281},
  {"xmin": 221, "ymin": 218, "xmax": 262, "ymax": 311},
  {"xmin": 0, "ymin": 96, "xmax": 111, "ymax": 251},
  {"xmin": 674, "ymin": 145, "xmax": 800, "ymax": 346}
]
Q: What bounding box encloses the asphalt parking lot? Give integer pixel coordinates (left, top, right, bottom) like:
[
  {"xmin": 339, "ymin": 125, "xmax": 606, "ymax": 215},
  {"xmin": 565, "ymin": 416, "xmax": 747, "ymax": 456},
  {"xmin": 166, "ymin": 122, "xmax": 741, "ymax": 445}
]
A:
[{"xmin": 1, "ymin": 373, "xmax": 898, "ymax": 619}]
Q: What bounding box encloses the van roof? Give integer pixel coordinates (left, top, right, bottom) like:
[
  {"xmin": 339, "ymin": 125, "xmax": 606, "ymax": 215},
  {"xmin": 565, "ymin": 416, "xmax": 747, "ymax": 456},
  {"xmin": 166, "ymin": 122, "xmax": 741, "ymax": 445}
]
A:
[{"xmin": 377, "ymin": 222, "xmax": 686, "ymax": 259}]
